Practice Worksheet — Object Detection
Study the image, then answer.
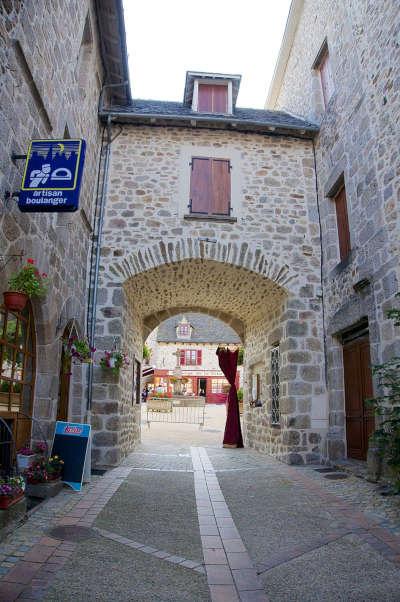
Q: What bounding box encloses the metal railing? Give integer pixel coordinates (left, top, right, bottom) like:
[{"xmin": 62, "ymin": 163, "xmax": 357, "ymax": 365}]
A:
[{"xmin": 146, "ymin": 396, "xmax": 206, "ymax": 429}]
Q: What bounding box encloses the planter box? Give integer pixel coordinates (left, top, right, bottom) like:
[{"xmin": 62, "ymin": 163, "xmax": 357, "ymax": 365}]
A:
[
  {"xmin": 17, "ymin": 453, "xmax": 38, "ymax": 472},
  {"xmin": 0, "ymin": 492, "xmax": 24, "ymax": 510},
  {"xmin": 26, "ymin": 479, "xmax": 63, "ymax": 499},
  {"xmin": 0, "ymin": 497, "xmax": 27, "ymax": 541}
]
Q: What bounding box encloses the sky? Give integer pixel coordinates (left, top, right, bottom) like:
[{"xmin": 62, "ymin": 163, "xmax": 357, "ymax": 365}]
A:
[{"xmin": 122, "ymin": 0, "xmax": 292, "ymax": 109}]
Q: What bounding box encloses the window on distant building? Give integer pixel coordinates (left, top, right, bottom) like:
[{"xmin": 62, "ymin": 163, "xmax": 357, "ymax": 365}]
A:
[
  {"xmin": 189, "ymin": 157, "xmax": 231, "ymax": 216},
  {"xmin": 333, "ymin": 183, "xmax": 351, "ymax": 262},
  {"xmin": 179, "ymin": 349, "xmax": 202, "ymax": 366},
  {"xmin": 178, "ymin": 324, "xmax": 189, "ymax": 336},
  {"xmin": 211, "ymin": 379, "xmax": 229, "ymax": 393},
  {"xmin": 313, "ymin": 40, "xmax": 334, "ymax": 108},
  {"xmin": 197, "ymin": 84, "xmax": 228, "ymax": 113}
]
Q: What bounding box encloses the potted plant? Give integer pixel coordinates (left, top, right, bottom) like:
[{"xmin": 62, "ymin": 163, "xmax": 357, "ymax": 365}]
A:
[
  {"xmin": 3, "ymin": 258, "xmax": 48, "ymax": 311},
  {"xmin": 0, "ymin": 476, "xmax": 25, "ymax": 510},
  {"xmin": 25, "ymin": 456, "xmax": 64, "ymax": 498},
  {"xmin": 16, "ymin": 441, "xmax": 47, "ymax": 472},
  {"xmin": 62, "ymin": 336, "xmax": 95, "ymax": 364},
  {"xmin": 99, "ymin": 350, "xmax": 129, "ymax": 375}
]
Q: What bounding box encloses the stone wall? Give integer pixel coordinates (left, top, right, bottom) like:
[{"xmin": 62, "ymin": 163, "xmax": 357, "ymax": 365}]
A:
[
  {"xmin": 0, "ymin": 1, "xmax": 104, "ymax": 440},
  {"xmin": 92, "ymin": 124, "xmax": 328, "ymax": 465},
  {"xmin": 270, "ymin": 0, "xmax": 400, "ymax": 460}
]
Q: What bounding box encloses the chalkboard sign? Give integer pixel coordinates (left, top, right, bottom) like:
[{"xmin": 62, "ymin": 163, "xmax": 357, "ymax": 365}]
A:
[{"xmin": 51, "ymin": 422, "xmax": 91, "ymax": 491}]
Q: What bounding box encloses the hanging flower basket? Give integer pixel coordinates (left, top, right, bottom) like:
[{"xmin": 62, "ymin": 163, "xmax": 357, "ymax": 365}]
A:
[
  {"xmin": 0, "ymin": 476, "xmax": 25, "ymax": 509},
  {"xmin": 99, "ymin": 350, "xmax": 130, "ymax": 375},
  {"xmin": 4, "ymin": 258, "xmax": 48, "ymax": 312},
  {"xmin": 62, "ymin": 336, "xmax": 95, "ymax": 365}
]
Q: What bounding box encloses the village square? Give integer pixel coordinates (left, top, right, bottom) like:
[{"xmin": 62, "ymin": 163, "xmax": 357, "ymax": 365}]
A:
[{"xmin": 0, "ymin": 0, "xmax": 399, "ymax": 600}]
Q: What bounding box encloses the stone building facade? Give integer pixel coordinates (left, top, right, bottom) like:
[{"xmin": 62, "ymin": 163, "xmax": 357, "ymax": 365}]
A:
[
  {"xmin": 0, "ymin": 1, "xmax": 129, "ymax": 453},
  {"xmin": 266, "ymin": 0, "xmax": 400, "ymax": 461},
  {"xmin": 91, "ymin": 81, "xmax": 328, "ymax": 466},
  {"xmin": 146, "ymin": 313, "xmax": 242, "ymax": 403}
]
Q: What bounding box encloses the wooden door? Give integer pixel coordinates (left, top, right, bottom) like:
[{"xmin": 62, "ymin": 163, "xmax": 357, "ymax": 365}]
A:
[
  {"xmin": 57, "ymin": 349, "xmax": 71, "ymax": 421},
  {"xmin": 343, "ymin": 337, "xmax": 375, "ymax": 460}
]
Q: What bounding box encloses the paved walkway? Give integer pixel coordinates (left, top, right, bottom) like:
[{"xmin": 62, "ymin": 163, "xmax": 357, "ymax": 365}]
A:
[{"xmin": 0, "ymin": 405, "xmax": 400, "ymax": 601}]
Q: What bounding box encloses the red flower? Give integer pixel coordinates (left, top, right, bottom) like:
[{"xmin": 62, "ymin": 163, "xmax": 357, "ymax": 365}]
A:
[
  {"xmin": 42, "ymin": 273, "xmax": 47, "ymax": 278},
  {"xmin": 27, "ymin": 258, "xmax": 35, "ymax": 264}
]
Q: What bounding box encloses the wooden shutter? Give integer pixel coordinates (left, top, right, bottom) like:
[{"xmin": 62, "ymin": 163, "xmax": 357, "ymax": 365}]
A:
[
  {"xmin": 190, "ymin": 158, "xmax": 211, "ymax": 214},
  {"xmin": 335, "ymin": 186, "xmax": 351, "ymax": 261},
  {"xmin": 196, "ymin": 350, "xmax": 202, "ymax": 365},
  {"xmin": 211, "ymin": 159, "xmax": 230, "ymax": 215},
  {"xmin": 213, "ymin": 86, "xmax": 228, "ymax": 112},
  {"xmin": 179, "ymin": 349, "xmax": 185, "ymax": 366},
  {"xmin": 198, "ymin": 84, "xmax": 213, "ymax": 112}
]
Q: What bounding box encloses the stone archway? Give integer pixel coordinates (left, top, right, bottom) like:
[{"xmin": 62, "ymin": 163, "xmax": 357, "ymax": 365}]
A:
[{"xmin": 91, "ymin": 246, "xmax": 328, "ymax": 468}]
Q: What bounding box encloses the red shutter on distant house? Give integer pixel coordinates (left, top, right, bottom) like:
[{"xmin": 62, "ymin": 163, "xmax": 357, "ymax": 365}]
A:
[
  {"xmin": 179, "ymin": 349, "xmax": 185, "ymax": 366},
  {"xmin": 335, "ymin": 185, "xmax": 351, "ymax": 261},
  {"xmin": 211, "ymin": 159, "xmax": 230, "ymax": 215},
  {"xmin": 197, "ymin": 350, "xmax": 202, "ymax": 365},
  {"xmin": 190, "ymin": 158, "xmax": 211, "ymax": 214},
  {"xmin": 198, "ymin": 84, "xmax": 228, "ymax": 113}
]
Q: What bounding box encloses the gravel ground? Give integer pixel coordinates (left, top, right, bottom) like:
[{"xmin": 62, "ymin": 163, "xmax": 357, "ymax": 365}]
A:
[
  {"xmin": 43, "ymin": 535, "xmax": 209, "ymax": 602},
  {"xmin": 95, "ymin": 470, "xmax": 204, "ymax": 563}
]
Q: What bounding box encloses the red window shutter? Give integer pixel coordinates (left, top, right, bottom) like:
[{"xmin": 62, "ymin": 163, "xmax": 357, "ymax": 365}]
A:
[
  {"xmin": 198, "ymin": 84, "xmax": 213, "ymax": 112},
  {"xmin": 180, "ymin": 349, "xmax": 185, "ymax": 366},
  {"xmin": 211, "ymin": 159, "xmax": 230, "ymax": 215},
  {"xmin": 335, "ymin": 186, "xmax": 351, "ymax": 261},
  {"xmin": 213, "ymin": 86, "xmax": 228, "ymax": 112},
  {"xmin": 197, "ymin": 350, "xmax": 202, "ymax": 365},
  {"xmin": 190, "ymin": 158, "xmax": 211, "ymax": 214}
]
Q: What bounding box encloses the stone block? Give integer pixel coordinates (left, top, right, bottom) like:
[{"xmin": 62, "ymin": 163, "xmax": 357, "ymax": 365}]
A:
[
  {"xmin": 282, "ymin": 430, "xmax": 300, "ymax": 446},
  {"xmin": 300, "ymin": 366, "xmax": 321, "ymax": 382},
  {"xmin": 285, "ymin": 453, "xmax": 304, "ymax": 465},
  {"xmin": 288, "ymin": 415, "xmax": 311, "ymax": 429},
  {"xmin": 286, "ymin": 321, "xmax": 308, "ymax": 337},
  {"xmin": 93, "ymin": 431, "xmax": 118, "ymax": 447}
]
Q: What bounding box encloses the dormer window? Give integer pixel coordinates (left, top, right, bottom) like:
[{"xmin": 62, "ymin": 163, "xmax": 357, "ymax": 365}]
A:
[
  {"xmin": 176, "ymin": 317, "xmax": 192, "ymax": 339},
  {"xmin": 184, "ymin": 72, "xmax": 241, "ymax": 115},
  {"xmin": 198, "ymin": 84, "xmax": 228, "ymax": 113}
]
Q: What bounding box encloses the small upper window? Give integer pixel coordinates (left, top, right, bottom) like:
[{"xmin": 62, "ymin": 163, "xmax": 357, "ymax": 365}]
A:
[
  {"xmin": 314, "ymin": 41, "xmax": 334, "ymax": 108},
  {"xmin": 178, "ymin": 323, "xmax": 190, "ymax": 337},
  {"xmin": 189, "ymin": 157, "xmax": 231, "ymax": 216},
  {"xmin": 197, "ymin": 84, "xmax": 228, "ymax": 113},
  {"xmin": 333, "ymin": 183, "xmax": 351, "ymax": 262}
]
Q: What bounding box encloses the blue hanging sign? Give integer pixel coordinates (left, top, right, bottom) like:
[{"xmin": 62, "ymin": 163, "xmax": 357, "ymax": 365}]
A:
[
  {"xmin": 51, "ymin": 421, "xmax": 91, "ymax": 492},
  {"xmin": 18, "ymin": 139, "xmax": 86, "ymax": 212}
]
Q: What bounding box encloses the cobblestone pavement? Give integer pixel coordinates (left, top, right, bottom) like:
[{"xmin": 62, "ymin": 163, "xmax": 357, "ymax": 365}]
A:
[{"xmin": 0, "ymin": 405, "xmax": 399, "ymax": 601}]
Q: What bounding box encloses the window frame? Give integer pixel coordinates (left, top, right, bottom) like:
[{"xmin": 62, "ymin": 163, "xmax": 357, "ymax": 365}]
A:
[
  {"xmin": 312, "ymin": 39, "xmax": 334, "ymax": 109},
  {"xmin": 333, "ymin": 182, "xmax": 351, "ymax": 262},
  {"xmin": 179, "ymin": 349, "xmax": 202, "ymax": 366},
  {"xmin": 270, "ymin": 344, "xmax": 280, "ymax": 426},
  {"xmin": 192, "ymin": 79, "xmax": 233, "ymax": 114}
]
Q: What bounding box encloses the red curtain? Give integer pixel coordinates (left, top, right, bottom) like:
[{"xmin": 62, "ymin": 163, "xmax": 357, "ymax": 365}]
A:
[{"xmin": 216, "ymin": 347, "xmax": 243, "ymax": 448}]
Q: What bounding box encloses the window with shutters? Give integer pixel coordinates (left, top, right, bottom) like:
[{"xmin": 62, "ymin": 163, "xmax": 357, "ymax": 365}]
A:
[
  {"xmin": 189, "ymin": 157, "xmax": 231, "ymax": 216},
  {"xmin": 179, "ymin": 349, "xmax": 202, "ymax": 366},
  {"xmin": 197, "ymin": 84, "xmax": 228, "ymax": 113},
  {"xmin": 334, "ymin": 184, "xmax": 351, "ymax": 262}
]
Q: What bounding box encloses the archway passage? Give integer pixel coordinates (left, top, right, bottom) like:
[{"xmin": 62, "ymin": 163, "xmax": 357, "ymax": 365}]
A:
[{"xmin": 92, "ymin": 256, "xmax": 327, "ymax": 468}]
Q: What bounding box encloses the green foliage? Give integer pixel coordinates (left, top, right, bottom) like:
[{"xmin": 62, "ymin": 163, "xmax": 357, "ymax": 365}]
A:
[
  {"xmin": 143, "ymin": 344, "xmax": 152, "ymax": 361},
  {"xmin": 237, "ymin": 347, "xmax": 244, "ymax": 366},
  {"xmin": 8, "ymin": 259, "xmax": 47, "ymax": 298},
  {"xmin": 367, "ymin": 295, "xmax": 400, "ymax": 493},
  {"xmin": 237, "ymin": 387, "xmax": 243, "ymax": 402}
]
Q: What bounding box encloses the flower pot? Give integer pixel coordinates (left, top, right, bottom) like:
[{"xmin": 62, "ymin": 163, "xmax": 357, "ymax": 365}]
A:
[
  {"xmin": 26, "ymin": 479, "xmax": 62, "ymax": 499},
  {"xmin": 17, "ymin": 453, "xmax": 38, "ymax": 472},
  {"xmin": 3, "ymin": 291, "xmax": 28, "ymax": 312},
  {"xmin": 0, "ymin": 492, "xmax": 24, "ymax": 510}
]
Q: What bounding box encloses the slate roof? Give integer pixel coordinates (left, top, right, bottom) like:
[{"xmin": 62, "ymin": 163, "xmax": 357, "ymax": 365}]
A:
[
  {"xmin": 157, "ymin": 313, "xmax": 241, "ymax": 344},
  {"xmin": 102, "ymin": 99, "xmax": 319, "ymax": 138}
]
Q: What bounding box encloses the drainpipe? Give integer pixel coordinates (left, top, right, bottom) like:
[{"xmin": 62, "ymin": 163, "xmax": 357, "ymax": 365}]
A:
[
  {"xmin": 312, "ymin": 139, "xmax": 328, "ymax": 388},
  {"xmin": 87, "ymin": 81, "xmax": 128, "ymax": 412}
]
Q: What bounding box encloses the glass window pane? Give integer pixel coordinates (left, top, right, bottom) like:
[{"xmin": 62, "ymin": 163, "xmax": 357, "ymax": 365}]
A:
[
  {"xmin": 14, "ymin": 351, "xmax": 24, "ymax": 381},
  {"xmin": 0, "ymin": 309, "xmax": 5, "ymax": 339},
  {"xmin": 1, "ymin": 347, "xmax": 14, "ymax": 377},
  {"xmin": 16, "ymin": 319, "xmax": 25, "ymax": 348},
  {"xmin": 5, "ymin": 313, "xmax": 17, "ymax": 344}
]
